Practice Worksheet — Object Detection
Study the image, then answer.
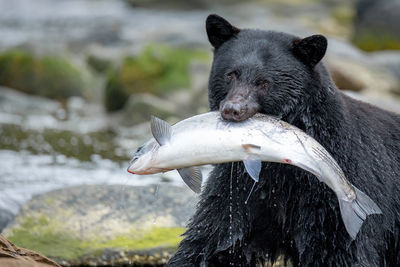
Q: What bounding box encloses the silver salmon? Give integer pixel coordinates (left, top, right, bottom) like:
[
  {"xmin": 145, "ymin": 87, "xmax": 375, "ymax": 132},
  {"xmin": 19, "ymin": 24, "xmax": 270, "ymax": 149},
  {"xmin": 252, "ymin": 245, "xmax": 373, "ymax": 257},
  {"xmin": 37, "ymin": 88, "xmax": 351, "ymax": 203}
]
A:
[{"xmin": 127, "ymin": 112, "xmax": 382, "ymax": 239}]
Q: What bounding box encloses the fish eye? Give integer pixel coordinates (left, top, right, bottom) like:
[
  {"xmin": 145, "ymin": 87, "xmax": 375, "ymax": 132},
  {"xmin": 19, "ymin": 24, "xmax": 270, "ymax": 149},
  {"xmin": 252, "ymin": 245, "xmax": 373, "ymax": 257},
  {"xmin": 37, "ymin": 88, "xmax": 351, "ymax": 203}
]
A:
[
  {"xmin": 256, "ymin": 79, "xmax": 269, "ymax": 88},
  {"xmin": 135, "ymin": 145, "xmax": 144, "ymax": 153}
]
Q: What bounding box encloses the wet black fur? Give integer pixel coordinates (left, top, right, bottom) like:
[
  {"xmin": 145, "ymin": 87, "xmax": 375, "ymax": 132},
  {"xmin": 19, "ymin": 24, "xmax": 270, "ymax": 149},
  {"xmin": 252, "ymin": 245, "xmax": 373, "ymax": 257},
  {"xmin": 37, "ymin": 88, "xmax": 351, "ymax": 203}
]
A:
[{"xmin": 167, "ymin": 15, "xmax": 400, "ymax": 266}]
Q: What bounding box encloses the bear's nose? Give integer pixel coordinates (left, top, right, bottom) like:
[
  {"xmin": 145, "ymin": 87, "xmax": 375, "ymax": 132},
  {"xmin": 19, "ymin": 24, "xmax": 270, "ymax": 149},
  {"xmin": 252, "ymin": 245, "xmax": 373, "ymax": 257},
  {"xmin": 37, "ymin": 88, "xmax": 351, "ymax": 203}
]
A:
[{"xmin": 220, "ymin": 101, "xmax": 246, "ymax": 121}]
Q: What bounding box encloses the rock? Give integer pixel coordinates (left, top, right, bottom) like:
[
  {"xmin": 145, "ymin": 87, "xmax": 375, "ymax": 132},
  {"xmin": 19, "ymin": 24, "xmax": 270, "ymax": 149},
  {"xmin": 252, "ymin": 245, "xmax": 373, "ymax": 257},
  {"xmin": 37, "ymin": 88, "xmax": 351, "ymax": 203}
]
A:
[
  {"xmin": 370, "ymin": 51, "xmax": 400, "ymax": 82},
  {"xmin": 118, "ymin": 61, "xmax": 210, "ymax": 126},
  {"xmin": 104, "ymin": 46, "xmax": 209, "ymax": 112},
  {"xmin": 122, "ymin": 93, "xmax": 179, "ymax": 126},
  {"xmin": 353, "ymin": 0, "xmax": 400, "ymax": 51},
  {"xmin": 166, "ymin": 61, "xmax": 210, "ymax": 115},
  {"xmin": 86, "ymin": 54, "xmax": 113, "ymax": 73},
  {"xmin": 2, "ymin": 184, "xmax": 197, "ymax": 266},
  {"xmin": 325, "ymin": 38, "xmax": 400, "ymax": 99},
  {"xmin": 0, "ymin": 50, "xmax": 86, "ymax": 100},
  {"xmin": 0, "ymin": 235, "xmax": 60, "ymax": 267},
  {"xmin": 325, "ymin": 56, "xmax": 400, "ymax": 96},
  {"xmin": 343, "ymin": 90, "xmax": 400, "ymax": 114}
]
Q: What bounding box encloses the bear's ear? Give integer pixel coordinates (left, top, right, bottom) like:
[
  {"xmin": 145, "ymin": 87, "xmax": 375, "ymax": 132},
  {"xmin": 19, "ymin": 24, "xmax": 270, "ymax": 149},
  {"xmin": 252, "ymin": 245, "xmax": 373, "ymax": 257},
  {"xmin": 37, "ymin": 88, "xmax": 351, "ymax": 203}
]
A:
[
  {"xmin": 292, "ymin": 34, "xmax": 327, "ymax": 68},
  {"xmin": 206, "ymin": 14, "xmax": 240, "ymax": 49}
]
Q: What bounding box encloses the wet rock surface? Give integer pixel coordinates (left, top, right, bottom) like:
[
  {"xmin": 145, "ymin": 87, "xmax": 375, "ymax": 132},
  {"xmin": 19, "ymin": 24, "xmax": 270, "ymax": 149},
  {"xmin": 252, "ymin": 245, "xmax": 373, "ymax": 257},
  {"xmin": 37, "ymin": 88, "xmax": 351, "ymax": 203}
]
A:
[{"xmin": 2, "ymin": 184, "xmax": 197, "ymax": 266}]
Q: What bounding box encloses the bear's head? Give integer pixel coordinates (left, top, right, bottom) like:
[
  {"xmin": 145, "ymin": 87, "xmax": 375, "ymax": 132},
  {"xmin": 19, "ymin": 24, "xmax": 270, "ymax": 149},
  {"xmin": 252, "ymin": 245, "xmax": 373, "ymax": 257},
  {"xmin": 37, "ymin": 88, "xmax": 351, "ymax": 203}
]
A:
[{"xmin": 206, "ymin": 14, "xmax": 329, "ymax": 122}]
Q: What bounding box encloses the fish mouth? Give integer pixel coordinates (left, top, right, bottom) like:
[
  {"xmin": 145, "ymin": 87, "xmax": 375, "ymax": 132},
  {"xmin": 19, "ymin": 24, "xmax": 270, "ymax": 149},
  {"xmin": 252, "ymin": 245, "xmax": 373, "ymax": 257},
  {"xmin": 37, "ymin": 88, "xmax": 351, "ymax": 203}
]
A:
[
  {"xmin": 127, "ymin": 156, "xmax": 139, "ymax": 174},
  {"xmin": 127, "ymin": 166, "xmax": 135, "ymax": 174}
]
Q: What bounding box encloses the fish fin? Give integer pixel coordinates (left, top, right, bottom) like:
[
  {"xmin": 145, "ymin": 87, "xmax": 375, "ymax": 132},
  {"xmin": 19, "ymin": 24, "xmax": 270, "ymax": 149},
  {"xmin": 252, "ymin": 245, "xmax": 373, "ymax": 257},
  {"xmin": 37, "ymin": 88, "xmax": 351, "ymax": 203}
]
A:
[
  {"xmin": 177, "ymin": 167, "xmax": 202, "ymax": 194},
  {"xmin": 338, "ymin": 186, "xmax": 382, "ymax": 240},
  {"xmin": 151, "ymin": 115, "xmax": 171, "ymax": 146},
  {"xmin": 242, "ymin": 144, "xmax": 261, "ymax": 153},
  {"xmin": 243, "ymin": 158, "xmax": 261, "ymax": 182}
]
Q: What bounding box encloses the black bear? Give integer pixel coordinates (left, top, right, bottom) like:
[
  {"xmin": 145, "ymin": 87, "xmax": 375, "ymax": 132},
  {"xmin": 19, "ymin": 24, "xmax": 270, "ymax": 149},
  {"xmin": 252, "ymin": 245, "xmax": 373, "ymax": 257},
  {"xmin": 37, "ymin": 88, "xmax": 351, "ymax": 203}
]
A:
[{"xmin": 167, "ymin": 14, "xmax": 400, "ymax": 266}]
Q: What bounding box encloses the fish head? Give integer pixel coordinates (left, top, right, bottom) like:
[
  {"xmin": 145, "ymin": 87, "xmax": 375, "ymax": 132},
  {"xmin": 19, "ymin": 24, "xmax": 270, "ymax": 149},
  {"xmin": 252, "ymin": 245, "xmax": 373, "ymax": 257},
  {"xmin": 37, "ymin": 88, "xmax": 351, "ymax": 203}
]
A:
[
  {"xmin": 127, "ymin": 140, "xmax": 162, "ymax": 175},
  {"xmin": 128, "ymin": 116, "xmax": 175, "ymax": 175}
]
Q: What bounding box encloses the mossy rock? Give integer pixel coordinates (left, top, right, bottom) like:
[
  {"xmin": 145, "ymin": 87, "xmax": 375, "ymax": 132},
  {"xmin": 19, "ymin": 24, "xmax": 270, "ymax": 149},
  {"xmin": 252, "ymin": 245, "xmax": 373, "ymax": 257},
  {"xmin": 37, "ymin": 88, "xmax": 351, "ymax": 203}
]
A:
[
  {"xmin": 0, "ymin": 50, "xmax": 86, "ymax": 100},
  {"xmin": 6, "ymin": 215, "xmax": 184, "ymax": 262},
  {"xmin": 353, "ymin": 30, "xmax": 400, "ymax": 52},
  {"xmin": 3, "ymin": 184, "xmax": 196, "ymax": 265},
  {"xmin": 0, "ymin": 123, "xmax": 128, "ymax": 162},
  {"xmin": 122, "ymin": 93, "xmax": 179, "ymax": 126},
  {"xmin": 86, "ymin": 54, "xmax": 113, "ymax": 73},
  {"xmin": 104, "ymin": 45, "xmax": 208, "ymax": 112},
  {"xmin": 353, "ymin": 0, "xmax": 400, "ymax": 51}
]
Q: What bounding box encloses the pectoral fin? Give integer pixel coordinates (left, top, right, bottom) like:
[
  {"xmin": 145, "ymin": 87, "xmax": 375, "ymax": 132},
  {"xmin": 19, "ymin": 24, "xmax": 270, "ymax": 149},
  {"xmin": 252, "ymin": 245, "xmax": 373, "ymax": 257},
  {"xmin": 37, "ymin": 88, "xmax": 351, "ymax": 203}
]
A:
[
  {"xmin": 177, "ymin": 167, "xmax": 202, "ymax": 194},
  {"xmin": 243, "ymin": 158, "xmax": 261, "ymax": 182},
  {"xmin": 151, "ymin": 116, "xmax": 172, "ymax": 145}
]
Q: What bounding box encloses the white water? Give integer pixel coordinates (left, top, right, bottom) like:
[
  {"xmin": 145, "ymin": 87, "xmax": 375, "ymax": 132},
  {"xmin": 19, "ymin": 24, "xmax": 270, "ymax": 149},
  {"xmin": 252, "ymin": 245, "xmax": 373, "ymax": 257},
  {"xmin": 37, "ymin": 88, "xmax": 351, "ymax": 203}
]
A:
[{"xmin": 0, "ymin": 150, "xmax": 201, "ymax": 215}]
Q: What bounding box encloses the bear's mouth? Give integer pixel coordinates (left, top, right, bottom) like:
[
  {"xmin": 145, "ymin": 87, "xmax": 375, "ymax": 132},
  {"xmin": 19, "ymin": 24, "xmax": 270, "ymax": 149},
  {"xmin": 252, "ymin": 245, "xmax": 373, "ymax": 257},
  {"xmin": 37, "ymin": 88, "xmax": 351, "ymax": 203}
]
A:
[{"xmin": 219, "ymin": 101, "xmax": 259, "ymax": 122}]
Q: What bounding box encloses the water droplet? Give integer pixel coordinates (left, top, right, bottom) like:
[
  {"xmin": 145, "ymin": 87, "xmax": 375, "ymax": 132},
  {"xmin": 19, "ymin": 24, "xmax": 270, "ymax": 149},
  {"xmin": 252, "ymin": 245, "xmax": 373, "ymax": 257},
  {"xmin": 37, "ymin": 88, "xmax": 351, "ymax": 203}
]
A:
[
  {"xmin": 245, "ymin": 180, "xmax": 257, "ymax": 204},
  {"xmin": 229, "ymin": 162, "xmax": 234, "ymax": 267}
]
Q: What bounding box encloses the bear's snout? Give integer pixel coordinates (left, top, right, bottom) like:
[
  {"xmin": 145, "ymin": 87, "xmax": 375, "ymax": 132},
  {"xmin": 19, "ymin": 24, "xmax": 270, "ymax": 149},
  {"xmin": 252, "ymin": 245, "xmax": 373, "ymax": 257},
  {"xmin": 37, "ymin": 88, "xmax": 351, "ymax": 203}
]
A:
[
  {"xmin": 220, "ymin": 100, "xmax": 245, "ymax": 121},
  {"xmin": 220, "ymin": 97, "xmax": 259, "ymax": 122}
]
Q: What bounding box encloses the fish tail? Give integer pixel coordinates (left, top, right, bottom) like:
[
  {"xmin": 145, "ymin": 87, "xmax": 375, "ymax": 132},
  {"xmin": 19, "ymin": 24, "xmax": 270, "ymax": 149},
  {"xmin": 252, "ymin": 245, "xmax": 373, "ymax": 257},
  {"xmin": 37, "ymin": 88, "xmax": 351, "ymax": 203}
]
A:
[{"xmin": 338, "ymin": 186, "xmax": 382, "ymax": 240}]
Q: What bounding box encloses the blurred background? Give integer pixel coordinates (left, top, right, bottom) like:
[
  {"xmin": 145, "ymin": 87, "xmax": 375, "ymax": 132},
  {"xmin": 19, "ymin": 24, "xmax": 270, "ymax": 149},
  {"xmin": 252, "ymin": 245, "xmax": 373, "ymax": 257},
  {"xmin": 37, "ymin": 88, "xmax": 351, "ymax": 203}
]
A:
[{"xmin": 0, "ymin": 0, "xmax": 399, "ymax": 266}]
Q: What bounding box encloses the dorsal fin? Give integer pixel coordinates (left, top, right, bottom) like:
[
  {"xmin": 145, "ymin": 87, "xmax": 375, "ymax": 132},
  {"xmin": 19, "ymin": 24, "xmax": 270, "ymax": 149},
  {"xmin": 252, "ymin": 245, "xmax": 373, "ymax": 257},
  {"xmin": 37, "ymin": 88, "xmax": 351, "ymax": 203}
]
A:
[{"xmin": 150, "ymin": 116, "xmax": 172, "ymax": 145}]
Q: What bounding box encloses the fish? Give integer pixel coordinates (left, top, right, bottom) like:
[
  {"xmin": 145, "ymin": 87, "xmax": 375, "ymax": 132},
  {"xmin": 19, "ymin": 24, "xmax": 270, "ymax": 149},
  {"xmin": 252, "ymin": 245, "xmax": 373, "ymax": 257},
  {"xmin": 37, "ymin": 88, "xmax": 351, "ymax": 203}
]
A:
[{"xmin": 127, "ymin": 111, "xmax": 382, "ymax": 239}]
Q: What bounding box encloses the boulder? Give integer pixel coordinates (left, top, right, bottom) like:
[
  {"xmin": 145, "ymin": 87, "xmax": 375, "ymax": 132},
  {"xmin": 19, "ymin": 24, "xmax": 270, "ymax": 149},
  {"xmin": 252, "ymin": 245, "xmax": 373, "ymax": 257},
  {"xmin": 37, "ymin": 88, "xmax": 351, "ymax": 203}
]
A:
[
  {"xmin": 344, "ymin": 90, "xmax": 400, "ymax": 114},
  {"xmin": 103, "ymin": 45, "xmax": 209, "ymax": 112},
  {"xmin": 2, "ymin": 184, "xmax": 196, "ymax": 266},
  {"xmin": 325, "ymin": 55, "xmax": 400, "ymax": 100},
  {"xmin": 370, "ymin": 51, "xmax": 400, "ymax": 82},
  {"xmin": 353, "ymin": 0, "xmax": 400, "ymax": 51},
  {"xmin": 326, "ymin": 56, "xmax": 400, "ymax": 92},
  {"xmin": 0, "ymin": 50, "xmax": 87, "ymax": 100},
  {"xmin": 122, "ymin": 93, "xmax": 179, "ymax": 126}
]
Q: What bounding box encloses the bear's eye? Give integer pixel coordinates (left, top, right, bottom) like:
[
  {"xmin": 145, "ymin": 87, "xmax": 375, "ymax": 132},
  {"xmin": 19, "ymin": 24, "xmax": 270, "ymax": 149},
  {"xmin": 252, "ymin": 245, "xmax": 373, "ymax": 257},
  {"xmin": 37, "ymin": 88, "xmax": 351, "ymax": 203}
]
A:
[
  {"xmin": 256, "ymin": 80, "xmax": 269, "ymax": 88},
  {"xmin": 226, "ymin": 71, "xmax": 239, "ymax": 83}
]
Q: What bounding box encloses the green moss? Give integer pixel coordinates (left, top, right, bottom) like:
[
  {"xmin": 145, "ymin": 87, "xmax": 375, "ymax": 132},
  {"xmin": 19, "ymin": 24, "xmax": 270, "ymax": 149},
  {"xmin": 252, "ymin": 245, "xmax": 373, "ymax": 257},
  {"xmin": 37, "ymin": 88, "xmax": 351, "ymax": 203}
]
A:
[
  {"xmin": 104, "ymin": 45, "xmax": 209, "ymax": 112},
  {"xmin": 353, "ymin": 30, "xmax": 400, "ymax": 51},
  {"xmin": 98, "ymin": 227, "xmax": 185, "ymax": 250},
  {"xmin": 7, "ymin": 215, "xmax": 184, "ymax": 261},
  {"xmin": 0, "ymin": 123, "xmax": 128, "ymax": 162},
  {"xmin": 7, "ymin": 216, "xmax": 86, "ymax": 260},
  {"xmin": 86, "ymin": 55, "xmax": 113, "ymax": 73},
  {"xmin": 0, "ymin": 50, "xmax": 85, "ymax": 100}
]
